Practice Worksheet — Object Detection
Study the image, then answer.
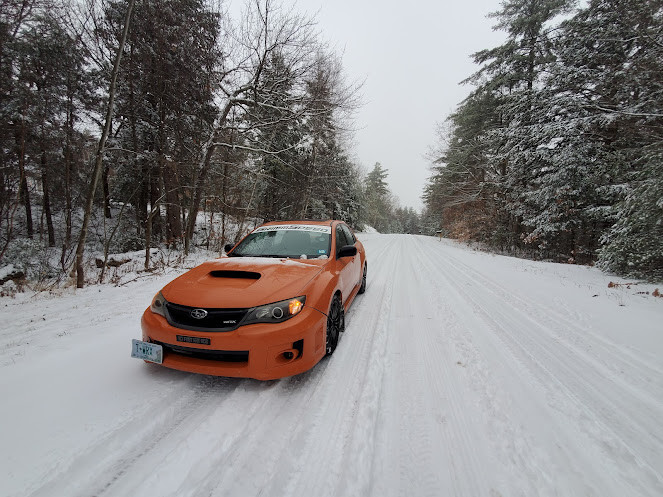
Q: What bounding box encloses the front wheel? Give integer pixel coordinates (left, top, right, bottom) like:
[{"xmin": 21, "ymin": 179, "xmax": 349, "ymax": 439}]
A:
[{"xmin": 326, "ymin": 295, "xmax": 345, "ymax": 356}]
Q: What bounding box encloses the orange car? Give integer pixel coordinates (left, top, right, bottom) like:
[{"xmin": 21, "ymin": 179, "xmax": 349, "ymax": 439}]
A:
[{"xmin": 132, "ymin": 220, "xmax": 367, "ymax": 380}]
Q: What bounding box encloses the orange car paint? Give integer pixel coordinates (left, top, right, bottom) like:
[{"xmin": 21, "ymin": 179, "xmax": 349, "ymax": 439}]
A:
[{"xmin": 140, "ymin": 220, "xmax": 366, "ymax": 380}]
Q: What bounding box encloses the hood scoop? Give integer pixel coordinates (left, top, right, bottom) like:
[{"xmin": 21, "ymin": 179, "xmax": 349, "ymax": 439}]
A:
[{"xmin": 209, "ymin": 270, "xmax": 261, "ymax": 280}]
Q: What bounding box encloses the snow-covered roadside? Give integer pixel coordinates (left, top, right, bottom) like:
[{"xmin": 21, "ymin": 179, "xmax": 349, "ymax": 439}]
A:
[
  {"xmin": 1, "ymin": 234, "xmax": 662, "ymax": 497},
  {"xmin": 0, "ymin": 257, "xmax": 205, "ymax": 496}
]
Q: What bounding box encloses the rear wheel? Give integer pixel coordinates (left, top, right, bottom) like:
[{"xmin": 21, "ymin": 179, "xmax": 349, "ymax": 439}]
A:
[
  {"xmin": 358, "ymin": 263, "xmax": 367, "ymax": 294},
  {"xmin": 326, "ymin": 295, "xmax": 344, "ymax": 356}
]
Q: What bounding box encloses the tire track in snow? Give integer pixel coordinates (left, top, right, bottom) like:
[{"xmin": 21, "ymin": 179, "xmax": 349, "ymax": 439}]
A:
[
  {"xmin": 26, "ymin": 375, "xmax": 273, "ymax": 497},
  {"xmin": 99, "ymin": 378, "xmax": 286, "ymax": 497},
  {"xmin": 334, "ymin": 235, "xmax": 401, "ymax": 497},
  {"xmin": 273, "ymin": 234, "xmax": 400, "ymax": 497},
  {"xmin": 427, "ymin": 238, "xmax": 663, "ymax": 481},
  {"xmin": 430, "ymin": 238, "xmax": 663, "ymax": 387},
  {"xmin": 414, "ymin": 239, "xmax": 570, "ymax": 496},
  {"xmin": 415, "ymin": 236, "xmax": 663, "ymax": 496},
  {"xmin": 369, "ymin": 235, "xmax": 494, "ymax": 497},
  {"xmin": 187, "ymin": 360, "xmax": 333, "ymax": 497}
]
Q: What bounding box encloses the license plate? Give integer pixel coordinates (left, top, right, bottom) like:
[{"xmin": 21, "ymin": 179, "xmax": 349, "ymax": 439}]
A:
[{"xmin": 131, "ymin": 339, "xmax": 163, "ymax": 364}]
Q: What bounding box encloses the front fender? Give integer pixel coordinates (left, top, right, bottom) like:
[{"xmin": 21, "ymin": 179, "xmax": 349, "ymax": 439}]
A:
[{"xmin": 300, "ymin": 266, "xmax": 340, "ymax": 316}]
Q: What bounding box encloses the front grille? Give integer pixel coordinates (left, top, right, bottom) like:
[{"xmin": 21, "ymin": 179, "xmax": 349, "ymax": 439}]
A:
[
  {"xmin": 165, "ymin": 302, "xmax": 248, "ymax": 331},
  {"xmin": 157, "ymin": 341, "xmax": 249, "ymax": 363}
]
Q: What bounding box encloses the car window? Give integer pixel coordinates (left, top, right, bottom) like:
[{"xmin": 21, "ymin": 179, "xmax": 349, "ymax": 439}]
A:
[
  {"xmin": 341, "ymin": 224, "xmax": 356, "ymax": 245},
  {"xmin": 336, "ymin": 225, "xmax": 349, "ymax": 251},
  {"xmin": 231, "ymin": 225, "xmax": 331, "ymax": 259}
]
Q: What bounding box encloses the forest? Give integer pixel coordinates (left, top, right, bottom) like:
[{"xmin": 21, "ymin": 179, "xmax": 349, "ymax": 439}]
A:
[
  {"xmin": 2, "ymin": 0, "xmax": 661, "ymax": 290},
  {"xmin": 0, "ymin": 0, "xmax": 418, "ymax": 288},
  {"xmin": 424, "ymin": 0, "xmax": 663, "ymax": 281}
]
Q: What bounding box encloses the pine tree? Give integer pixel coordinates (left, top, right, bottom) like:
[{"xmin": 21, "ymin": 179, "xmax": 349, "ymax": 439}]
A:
[
  {"xmin": 298, "ymin": 52, "xmax": 362, "ymax": 224},
  {"xmin": 106, "ymin": 0, "xmax": 220, "ymax": 249},
  {"xmin": 598, "ymin": 150, "xmax": 663, "ymax": 281},
  {"xmin": 529, "ymin": 0, "xmax": 663, "ymax": 265},
  {"xmin": 364, "ymin": 162, "xmax": 393, "ymax": 231},
  {"xmin": 477, "ymin": 0, "xmax": 575, "ymax": 253},
  {"xmin": 424, "ymin": 90, "xmax": 502, "ymax": 243},
  {"xmin": 591, "ymin": 0, "xmax": 663, "ymax": 279},
  {"xmin": 426, "ymin": 0, "xmax": 575, "ymax": 250}
]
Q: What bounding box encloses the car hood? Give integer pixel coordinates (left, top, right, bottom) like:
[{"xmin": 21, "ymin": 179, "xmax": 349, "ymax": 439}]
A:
[{"xmin": 161, "ymin": 257, "xmax": 325, "ymax": 308}]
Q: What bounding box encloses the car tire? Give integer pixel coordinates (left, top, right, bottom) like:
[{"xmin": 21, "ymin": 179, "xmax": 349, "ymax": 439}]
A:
[
  {"xmin": 326, "ymin": 295, "xmax": 344, "ymax": 356},
  {"xmin": 358, "ymin": 263, "xmax": 367, "ymax": 294}
]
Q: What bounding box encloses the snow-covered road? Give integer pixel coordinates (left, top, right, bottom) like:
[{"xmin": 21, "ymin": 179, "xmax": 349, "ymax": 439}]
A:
[{"xmin": 2, "ymin": 234, "xmax": 662, "ymax": 497}]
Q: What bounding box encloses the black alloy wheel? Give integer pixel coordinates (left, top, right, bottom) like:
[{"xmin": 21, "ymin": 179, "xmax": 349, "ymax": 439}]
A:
[
  {"xmin": 326, "ymin": 295, "xmax": 345, "ymax": 356},
  {"xmin": 358, "ymin": 263, "xmax": 367, "ymax": 294}
]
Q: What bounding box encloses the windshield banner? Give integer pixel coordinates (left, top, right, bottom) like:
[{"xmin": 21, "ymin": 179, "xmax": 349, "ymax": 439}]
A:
[{"xmin": 253, "ymin": 225, "xmax": 332, "ymax": 234}]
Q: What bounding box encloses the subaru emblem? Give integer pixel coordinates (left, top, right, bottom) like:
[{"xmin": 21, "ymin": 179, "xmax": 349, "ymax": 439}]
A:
[{"xmin": 190, "ymin": 308, "xmax": 208, "ymax": 319}]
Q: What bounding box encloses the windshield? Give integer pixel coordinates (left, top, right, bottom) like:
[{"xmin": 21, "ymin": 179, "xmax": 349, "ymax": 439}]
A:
[{"xmin": 230, "ymin": 225, "xmax": 332, "ymax": 259}]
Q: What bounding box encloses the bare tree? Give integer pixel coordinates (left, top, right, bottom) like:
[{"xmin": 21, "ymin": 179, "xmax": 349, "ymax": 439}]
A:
[{"xmin": 182, "ymin": 0, "xmax": 321, "ymax": 253}]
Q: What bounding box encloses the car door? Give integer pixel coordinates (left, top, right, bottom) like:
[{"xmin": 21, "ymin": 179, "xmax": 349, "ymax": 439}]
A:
[{"xmin": 341, "ymin": 223, "xmax": 361, "ymax": 291}]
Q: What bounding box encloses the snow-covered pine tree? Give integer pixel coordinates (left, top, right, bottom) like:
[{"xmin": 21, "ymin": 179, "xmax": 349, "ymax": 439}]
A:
[
  {"xmin": 599, "ymin": 148, "xmax": 663, "ymax": 281},
  {"xmin": 514, "ymin": 0, "xmax": 633, "ymax": 262},
  {"xmin": 426, "ymin": 0, "xmax": 574, "ymax": 251},
  {"xmin": 475, "ymin": 0, "xmax": 575, "ymax": 256},
  {"xmin": 364, "ymin": 162, "xmax": 396, "ymax": 232},
  {"xmin": 591, "ymin": 0, "xmax": 663, "ymax": 280},
  {"xmin": 424, "ymin": 90, "xmax": 502, "ymax": 244},
  {"xmin": 0, "ymin": 1, "xmax": 92, "ymax": 267},
  {"xmin": 21, "ymin": 15, "xmax": 84, "ymax": 248},
  {"xmin": 106, "ymin": 0, "xmax": 220, "ymax": 250},
  {"xmin": 298, "ymin": 51, "xmax": 362, "ymax": 225},
  {"xmin": 526, "ymin": 0, "xmax": 663, "ymax": 269}
]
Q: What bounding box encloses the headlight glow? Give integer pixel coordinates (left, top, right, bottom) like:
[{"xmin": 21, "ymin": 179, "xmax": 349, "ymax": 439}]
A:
[{"xmin": 289, "ymin": 299, "xmax": 303, "ymax": 316}]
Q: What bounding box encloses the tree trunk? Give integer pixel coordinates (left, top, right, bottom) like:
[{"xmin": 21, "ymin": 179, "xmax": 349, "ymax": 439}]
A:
[
  {"xmin": 144, "ymin": 195, "xmax": 163, "ymax": 270},
  {"xmin": 149, "ymin": 172, "xmax": 162, "ymax": 240},
  {"xmin": 15, "ymin": 117, "xmax": 33, "ymax": 238},
  {"xmin": 64, "ymin": 100, "xmax": 73, "ymax": 246},
  {"xmin": 102, "ymin": 163, "xmax": 112, "ymax": 219},
  {"xmin": 234, "ymin": 176, "xmax": 259, "ymax": 244},
  {"xmin": 0, "ymin": 147, "xmax": 5, "ymax": 221},
  {"xmin": 161, "ymin": 158, "xmax": 182, "ymax": 247},
  {"xmin": 128, "ymin": 44, "xmax": 144, "ymax": 238},
  {"xmin": 137, "ymin": 163, "xmax": 147, "ymax": 237},
  {"xmin": 145, "ymin": 206, "xmax": 153, "ymax": 270},
  {"xmin": 184, "ymin": 100, "xmax": 235, "ymax": 253},
  {"xmin": 41, "ymin": 147, "xmax": 55, "ymax": 247}
]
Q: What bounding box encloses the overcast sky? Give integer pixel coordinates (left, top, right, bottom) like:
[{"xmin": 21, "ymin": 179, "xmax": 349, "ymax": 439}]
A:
[{"xmin": 293, "ymin": 0, "xmax": 507, "ymax": 210}]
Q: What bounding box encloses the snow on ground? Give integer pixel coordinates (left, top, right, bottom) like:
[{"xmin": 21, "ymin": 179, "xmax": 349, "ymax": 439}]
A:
[{"xmin": 1, "ymin": 233, "xmax": 662, "ymax": 497}]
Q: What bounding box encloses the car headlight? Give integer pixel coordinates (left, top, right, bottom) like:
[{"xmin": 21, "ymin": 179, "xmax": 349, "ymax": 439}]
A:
[
  {"xmin": 150, "ymin": 291, "xmax": 167, "ymax": 317},
  {"xmin": 243, "ymin": 296, "xmax": 306, "ymax": 325}
]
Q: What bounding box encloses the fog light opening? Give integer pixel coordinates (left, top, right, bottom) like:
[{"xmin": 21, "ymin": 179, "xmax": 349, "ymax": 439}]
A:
[{"xmin": 281, "ymin": 348, "xmax": 300, "ymax": 362}]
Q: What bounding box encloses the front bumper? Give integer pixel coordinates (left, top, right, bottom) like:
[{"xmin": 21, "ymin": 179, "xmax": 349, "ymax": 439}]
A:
[{"xmin": 140, "ymin": 306, "xmax": 327, "ymax": 380}]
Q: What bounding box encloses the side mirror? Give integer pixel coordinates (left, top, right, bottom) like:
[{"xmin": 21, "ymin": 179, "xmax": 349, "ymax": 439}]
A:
[
  {"xmin": 337, "ymin": 245, "xmax": 357, "ymax": 258},
  {"xmin": 224, "ymin": 243, "xmax": 234, "ymax": 254}
]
